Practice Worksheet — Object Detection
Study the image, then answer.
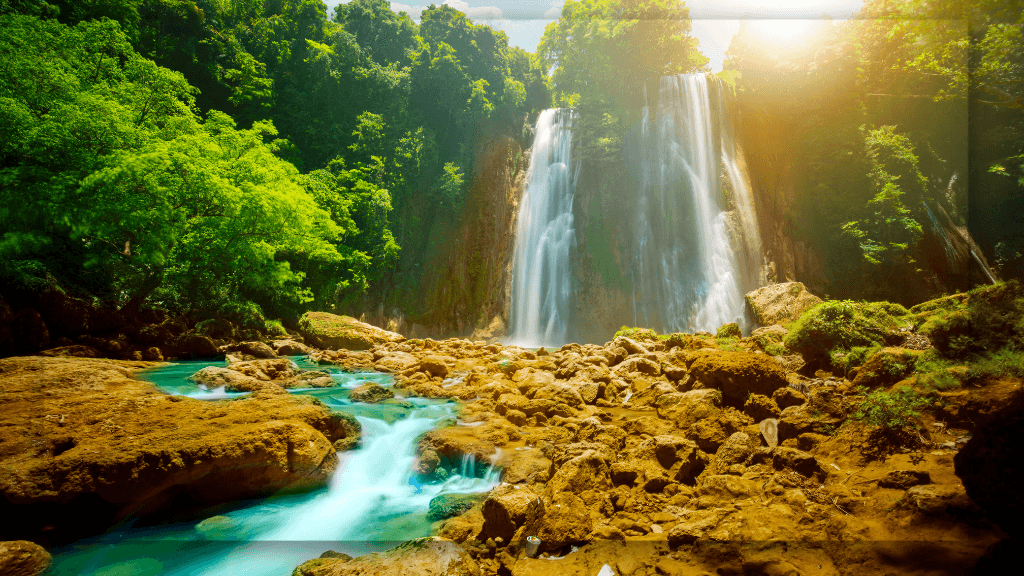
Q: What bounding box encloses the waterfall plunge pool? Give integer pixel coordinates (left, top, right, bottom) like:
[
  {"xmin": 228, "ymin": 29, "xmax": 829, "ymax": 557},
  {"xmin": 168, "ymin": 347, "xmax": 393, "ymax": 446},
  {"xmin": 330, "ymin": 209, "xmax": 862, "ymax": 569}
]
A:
[{"xmin": 47, "ymin": 358, "xmax": 500, "ymax": 576}]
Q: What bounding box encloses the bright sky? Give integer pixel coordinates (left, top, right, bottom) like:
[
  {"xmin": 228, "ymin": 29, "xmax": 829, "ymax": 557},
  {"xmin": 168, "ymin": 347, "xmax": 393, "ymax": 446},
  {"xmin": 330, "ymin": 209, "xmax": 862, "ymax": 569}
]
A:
[{"xmin": 323, "ymin": 1, "xmax": 868, "ymax": 72}]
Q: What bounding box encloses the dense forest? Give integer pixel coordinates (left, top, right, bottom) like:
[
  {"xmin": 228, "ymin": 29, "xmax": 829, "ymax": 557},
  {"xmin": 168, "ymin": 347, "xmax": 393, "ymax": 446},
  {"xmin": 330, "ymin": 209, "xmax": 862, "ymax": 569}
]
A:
[{"xmin": 0, "ymin": 0, "xmax": 1021, "ymax": 337}]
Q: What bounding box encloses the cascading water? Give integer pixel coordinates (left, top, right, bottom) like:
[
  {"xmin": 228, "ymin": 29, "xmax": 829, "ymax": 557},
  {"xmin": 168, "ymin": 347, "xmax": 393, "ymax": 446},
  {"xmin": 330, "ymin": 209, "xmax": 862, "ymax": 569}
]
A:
[
  {"xmin": 49, "ymin": 361, "xmax": 499, "ymax": 576},
  {"xmin": 629, "ymin": 74, "xmax": 761, "ymax": 334},
  {"xmin": 508, "ymin": 108, "xmax": 578, "ymax": 348}
]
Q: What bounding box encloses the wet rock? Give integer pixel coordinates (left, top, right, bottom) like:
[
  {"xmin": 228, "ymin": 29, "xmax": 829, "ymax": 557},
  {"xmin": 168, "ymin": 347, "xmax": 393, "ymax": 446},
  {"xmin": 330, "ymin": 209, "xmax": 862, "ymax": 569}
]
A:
[
  {"xmin": 0, "ymin": 357, "xmax": 352, "ymax": 543},
  {"xmin": 292, "ymin": 537, "xmax": 480, "ymax": 576},
  {"xmin": 0, "ymin": 540, "xmax": 51, "ymax": 576},
  {"xmin": 349, "ymin": 383, "xmax": 395, "ymax": 403},
  {"xmin": 274, "ymin": 340, "xmax": 312, "ymax": 356},
  {"xmin": 745, "ymin": 282, "xmax": 823, "ymax": 325},
  {"xmin": 298, "ymin": 312, "xmax": 403, "ymax": 351},
  {"xmin": 878, "ymin": 470, "xmax": 932, "ymax": 489},
  {"xmin": 428, "ymin": 493, "xmax": 487, "ymax": 522},
  {"xmin": 232, "ymin": 341, "xmax": 278, "ymax": 359},
  {"xmin": 689, "ymin": 352, "xmax": 788, "ymax": 405},
  {"xmin": 190, "ymin": 366, "xmax": 267, "ymax": 392}
]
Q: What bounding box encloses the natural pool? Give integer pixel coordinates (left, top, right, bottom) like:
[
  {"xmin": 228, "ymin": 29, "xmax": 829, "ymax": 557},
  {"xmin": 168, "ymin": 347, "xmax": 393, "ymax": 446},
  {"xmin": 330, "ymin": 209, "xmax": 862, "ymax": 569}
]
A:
[{"xmin": 48, "ymin": 358, "xmax": 499, "ymax": 576}]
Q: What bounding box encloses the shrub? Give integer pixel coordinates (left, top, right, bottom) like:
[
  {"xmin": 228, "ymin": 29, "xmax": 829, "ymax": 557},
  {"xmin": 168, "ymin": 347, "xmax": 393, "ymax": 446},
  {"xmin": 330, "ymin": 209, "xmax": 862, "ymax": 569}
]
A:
[
  {"xmin": 852, "ymin": 386, "xmax": 929, "ymax": 432},
  {"xmin": 830, "ymin": 344, "xmax": 881, "ymax": 374},
  {"xmin": 716, "ymin": 337, "xmax": 742, "ymax": 352},
  {"xmin": 265, "ymin": 319, "xmax": 288, "ymax": 337}
]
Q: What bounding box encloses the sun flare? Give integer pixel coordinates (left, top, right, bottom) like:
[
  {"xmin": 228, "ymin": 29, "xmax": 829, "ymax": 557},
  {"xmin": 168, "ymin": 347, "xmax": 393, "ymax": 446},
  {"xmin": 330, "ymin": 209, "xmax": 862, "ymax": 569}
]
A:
[{"xmin": 744, "ymin": 19, "xmax": 820, "ymax": 46}]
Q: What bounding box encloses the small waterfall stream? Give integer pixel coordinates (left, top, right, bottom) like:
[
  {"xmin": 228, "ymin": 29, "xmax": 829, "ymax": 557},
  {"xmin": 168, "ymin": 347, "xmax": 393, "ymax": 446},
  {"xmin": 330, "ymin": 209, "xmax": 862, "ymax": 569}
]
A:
[
  {"xmin": 508, "ymin": 109, "xmax": 578, "ymax": 348},
  {"xmin": 49, "ymin": 360, "xmax": 499, "ymax": 576}
]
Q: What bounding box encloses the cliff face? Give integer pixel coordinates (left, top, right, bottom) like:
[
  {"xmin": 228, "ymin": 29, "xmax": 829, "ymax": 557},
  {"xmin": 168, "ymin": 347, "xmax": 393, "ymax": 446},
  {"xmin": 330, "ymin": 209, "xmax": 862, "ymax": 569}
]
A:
[
  {"xmin": 731, "ymin": 102, "xmax": 829, "ymax": 298},
  {"xmin": 361, "ymin": 129, "xmax": 529, "ymax": 340}
]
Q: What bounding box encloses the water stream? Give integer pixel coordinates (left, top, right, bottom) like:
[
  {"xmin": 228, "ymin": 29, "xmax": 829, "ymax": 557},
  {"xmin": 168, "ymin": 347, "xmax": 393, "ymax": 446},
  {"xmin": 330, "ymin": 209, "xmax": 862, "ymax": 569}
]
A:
[{"xmin": 49, "ymin": 359, "xmax": 499, "ymax": 576}]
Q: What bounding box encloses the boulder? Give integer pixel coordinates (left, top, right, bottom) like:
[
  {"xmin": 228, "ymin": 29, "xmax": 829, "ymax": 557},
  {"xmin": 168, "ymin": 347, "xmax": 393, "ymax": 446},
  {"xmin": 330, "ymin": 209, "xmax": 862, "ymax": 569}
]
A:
[
  {"xmin": 745, "ymin": 282, "xmax": 823, "ymax": 326},
  {"xmin": 0, "ymin": 540, "xmax": 51, "ymax": 576},
  {"xmin": 374, "ymin": 352, "xmax": 419, "ymax": 373},
  {"xmin": 292, "ymin": 537, "xmax": 480, "ymax": 576},
  {"xmin": 172, "ymin": 332, "xmax": 219, "ymax": 358},
  {"xmin": 546, "ymin": 450, "xmax": 612, "ymax": 494},
  {"xmin": 274, "ymin": 340, "xmax": 312, "ymax": 356},
  {"xmin": 688, "ymin": 352, "xmax": 788, "ymax": 405},
  {"xmin": 0, "ymin": 356, "xmax": 354, "ymax": 543},
  {"xmin": 525, "ymin": 492, "xmax": 592, "ymax": 552},
  {"xmin": 479, "ymin": 484, "xmax": 540, "ymax": 541},
  {"xmin": 613, "ymin": 336, "xmax": 648, "ymax": 355},
  {"xmin": 419, "ymin": 355, "xmax": 451, "ymax": 378},
  {"xmin": 618, "ymin": 435, "xmax": 706, "ymax": 488},
  {"xmin": 743, "ymin": 393, "xmax": 781, "ymax": 421},
  {"xmin": 655, "ymin": 389, "xmax": 721, "ymax": 429},
  {"xmin": 39, "ymin": 345, "xmax": 101, "ymax": 358},
  {"xmin": 901, "ymin": 484, "xmax": 974, "ymax": 517},
  {"xmin": 771, "ymin": 387, "xmax": 806, "ymax": 410},
  {"xmin": 298, "ymin": 312, "xmax": 403, "ymax": 351},
  {"xmin": 716, "ymin": 322, "xmax": 742, "ymax": 339},
  {"xmin": 232, "ymin": 341, "xmax": 278, "ymax": 359},
  {"xmin": 427, "ymin": 493, "xmax": 486, "ymax": 522},
  {"xmin": 954, "ymin": 388, "xmax": 1024, "ymax": 536},
  {"xmin": 189, "ymin": 366, "xmax": 267, "ymax": 392},
  {"xmin": 850, "ymin": 347, "xmax": 922, "ymax": 388},
  {"xmin": 349, "ymin": 383, "xmax": 395, "ymax": 403}
]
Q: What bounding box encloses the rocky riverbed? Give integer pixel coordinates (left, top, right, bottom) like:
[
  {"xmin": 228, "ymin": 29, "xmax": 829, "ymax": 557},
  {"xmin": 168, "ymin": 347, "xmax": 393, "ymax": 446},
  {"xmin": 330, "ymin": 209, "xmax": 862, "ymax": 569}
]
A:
[{"xmin": 2, "ymin": 283, "xmax": 1021, "ymax": 576}]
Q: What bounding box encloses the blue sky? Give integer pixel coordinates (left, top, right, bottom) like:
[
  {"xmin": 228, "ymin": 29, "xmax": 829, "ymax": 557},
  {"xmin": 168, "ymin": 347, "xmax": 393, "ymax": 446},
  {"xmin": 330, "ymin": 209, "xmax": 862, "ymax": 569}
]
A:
[{"xmin": 324, "ymin": 1, "xmax": 867, "ymax": 72}]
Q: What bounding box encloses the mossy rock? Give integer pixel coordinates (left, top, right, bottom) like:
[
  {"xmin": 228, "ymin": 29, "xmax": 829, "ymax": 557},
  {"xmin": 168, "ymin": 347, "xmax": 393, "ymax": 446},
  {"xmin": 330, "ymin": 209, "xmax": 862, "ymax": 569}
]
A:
[
  {"xmin": 716, "ymin": 322, "xmax": 742, "ymax": 339},
  {"xmin": 784, "ymin": 300, "xmax": 905, "ymax": 369},
  {"xmin": 426, "ymin": 493, "xmax": 486, "ymax": 521},
  {"xmin": 298, "ymin": 311, "xmax": 403, "ymax": 351},
  {"xmin": 851, "ymin": 347, "xmax": 923, "ymax": 388},
  {"xmin": 916, "ymin": 281, "xmax": 1024, "ymax": 360}
]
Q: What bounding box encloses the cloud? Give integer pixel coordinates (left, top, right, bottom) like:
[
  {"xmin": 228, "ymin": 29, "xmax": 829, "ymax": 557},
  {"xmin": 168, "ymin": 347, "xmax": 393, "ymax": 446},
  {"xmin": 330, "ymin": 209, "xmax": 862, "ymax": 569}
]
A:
[{"xmin": 544, "ymin": 2, "xmax": 564, "ymax": 19}]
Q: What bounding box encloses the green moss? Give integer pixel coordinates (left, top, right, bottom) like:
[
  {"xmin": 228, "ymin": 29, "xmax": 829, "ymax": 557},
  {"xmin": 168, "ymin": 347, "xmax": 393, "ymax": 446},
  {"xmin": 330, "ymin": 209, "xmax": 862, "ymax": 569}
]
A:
[
  {"xmin": 716, "ymin": 322, "xmax": 742, "ymax": 339},
  {"xmin": 265, "ymin": 319, "xmax": 288, "ymax": 337},
  {"xmin": 830, "ymin": 344, "xmax": 882, "ymax": 374},
  {"xmin": 614, "ymin": 326, "xmax": 660, "ymax": 341},
  {"xmin": 917, "ymin": 281, "xmax": 1024, "ymax": 360},
  {"xmin": 716, "ymin": 336, "xmax": 742, "ymax": 352},
  {"xmin": 784, "ymin": 300, "xmax": 904, "ymax": 367},
  {"xmin": 852, "ymin": 385, "xmax": 929, "ymax": 432}
]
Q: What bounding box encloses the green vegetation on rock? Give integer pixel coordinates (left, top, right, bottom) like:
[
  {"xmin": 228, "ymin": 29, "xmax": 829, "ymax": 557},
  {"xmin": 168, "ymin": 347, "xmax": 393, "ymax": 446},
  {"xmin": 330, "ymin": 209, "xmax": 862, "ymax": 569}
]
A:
[{"xmin": 784, "ymin": 300, "xmax": 907, "ymax": 368}]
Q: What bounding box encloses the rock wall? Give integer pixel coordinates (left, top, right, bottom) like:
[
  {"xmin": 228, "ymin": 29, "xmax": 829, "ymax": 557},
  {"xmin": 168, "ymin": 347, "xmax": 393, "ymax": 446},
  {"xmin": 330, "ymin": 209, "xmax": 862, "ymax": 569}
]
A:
[
  {"xmin": 361, "ymin": 129, "xmax": 530, "ymax": 341},
  {"xmin": 731, "ymin": 102, "xmax": 829, "ymax": 297}
]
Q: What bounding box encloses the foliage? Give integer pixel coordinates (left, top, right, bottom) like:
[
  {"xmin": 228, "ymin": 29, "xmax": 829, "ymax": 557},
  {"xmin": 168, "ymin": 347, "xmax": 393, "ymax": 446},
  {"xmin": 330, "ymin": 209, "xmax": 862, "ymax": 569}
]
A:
[
  {"xmin": 715, "ymin": 322, "xmax": 742, "ymax": 339},
  {"xmin": 918, "ymin": 280, "xmax": 1024, "ymax": 359},
  {"xmin": 784, "ymin": 300, "xmax": 905, "ymax": 366},
  {"xmin": 852, "ymin": 385, "xmax": 929, "ymax": 432},
  {"xmin": 830, "ymin": 345, "xmax": 882, "ymax": 374}
]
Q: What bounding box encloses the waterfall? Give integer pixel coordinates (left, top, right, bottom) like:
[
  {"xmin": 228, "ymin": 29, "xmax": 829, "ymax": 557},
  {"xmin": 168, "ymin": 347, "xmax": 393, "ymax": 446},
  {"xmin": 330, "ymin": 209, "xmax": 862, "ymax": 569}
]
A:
[
  {"xmin": 629, "ymin": 74, "xmax": 761, "ymax": 334},
  {"xmin": 508, "ymin": 109, "xmax": 578, "ymax": 348}
]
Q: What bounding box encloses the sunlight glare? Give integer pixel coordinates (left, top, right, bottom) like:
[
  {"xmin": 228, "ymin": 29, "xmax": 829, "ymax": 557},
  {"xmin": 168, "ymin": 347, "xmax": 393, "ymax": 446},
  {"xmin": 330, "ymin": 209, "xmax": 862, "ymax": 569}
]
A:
[{"xmin": 745, "ymin": 19, "xmax": 818, "ymax": 47}]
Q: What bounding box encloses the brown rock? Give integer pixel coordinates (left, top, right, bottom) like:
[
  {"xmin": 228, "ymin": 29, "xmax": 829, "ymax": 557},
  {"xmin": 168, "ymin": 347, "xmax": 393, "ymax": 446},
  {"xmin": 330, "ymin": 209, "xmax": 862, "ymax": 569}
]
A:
[
  {"xmin": 292, "ymin": 537, "xmax": 480, "ymax": 576},
  {"xmin": 0, "ymin": 540, "xmax": 51, "ymax": 576},
  {"xmin": 689, "ymin": 352, "xmax": 788, "ymax": 405},
  {"xmin": 374, "ymin": 351, "xmax": 419, "ymax": 373},
  {"xmin": 232, "ymin": 341, "xmax": 277, "ymax": 359},
  {"xmin": 172, "ymin": 332, "xmax": 219, "ymax": 358},
  {"xmin": 419, "ymin": 355, "xmax": 451, "ymax": 378},
  {"xmin": 878, "ymin": 470, "xmax": 932, "ymax": 489},
  {"xmin": 298, "ymin": 312, "xmax": 403, "ymax": 351},
  {"xmin": 745, "ymin": 282, "xmax": 823, "ymax": 325},
  {"xmin": 274, "ymin": 340, "xmax": 311, "ymax": 356},
  {"xmin": 772, "ymin": 387, "xmax": 806, "ymax": 410},
  {"xmin": 743, "ymin": 393, "xmax": 781, "ymax": 421},
  {"xmin": 0, "ymin": 356, "xmax": 352, "ymax": 543},
  {"xmin": 527, "ymin": 492, "xmax": 592, "ymax": 551},
  {"xmin": 39, "ymin": 345, "xmax": 101, "ymax": 358},
  {"xmin": 349, "ymin": 383, "xmax": 395, "ymax": 403},
  {"xmin": 546, "ymin": 450, "xmax": 612, "ymax": 494},
  {"xmin": 480, "ymin": 484, "xmax": 540, "ymax": 542}
]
